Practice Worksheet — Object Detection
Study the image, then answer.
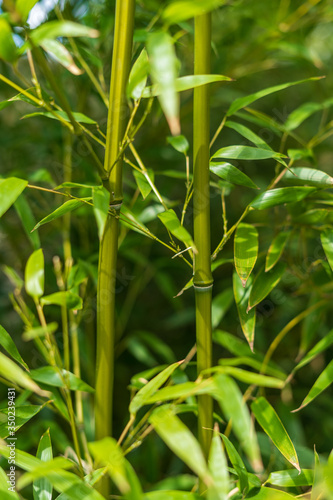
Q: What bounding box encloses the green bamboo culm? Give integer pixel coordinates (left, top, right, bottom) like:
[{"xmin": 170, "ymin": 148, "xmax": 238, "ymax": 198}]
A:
[
  {"xmin": 193, "ymin": 13, "xmax": 213, "ymax": 471},
  {"xmin": 95, "ymin": 0, "xmax": 135, "ymax": 495}
]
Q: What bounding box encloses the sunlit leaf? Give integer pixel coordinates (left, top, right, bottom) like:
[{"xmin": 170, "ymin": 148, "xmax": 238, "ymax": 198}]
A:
[
  {"xmin": 162, "ymin": 0, "xmax": 227, "ymax": 24},
  {"xmin": 89, "ymin": 438, "xmax": 130, "ymax": 494},
  {"xmin": 0, "ymin": 177, "xmax": 28, "ymax": 218},
  {"xmin": 234, "ymin": 223, "xmax": 258, "ymax": 286},
  {"xmin": 0, "ymin": 324, "xmax": 28, "ymax": 369},
  {"xmin": 212, "ymin": 288, "xmax": 234, "ymax": 329},
  {"xmin": 158, "ymin": 209, "xmax": 196, "ymax": 251},
  {"xmin": 16, "ymin": 0, "xmax": 39, "ymax": 23},
  {"xmin": 284, "ymin": 167, "xmax": 333, "ymax": 187},
  {"xmin": 266, "ymin": 469, "xmax": 313, "ymax": 487},
  {"xmin": 219, "ymin": 434, "xmax": 249, "ymax": 494},
  {"xmin": 33, "ymin": 198, "xmax": 91, "ymax": 231},
  {"xmin": 143, "ymin": 74, "xmax": 231, "ymax": 97},
  {"xmin": 248, "ymin": 262, "xmax": 286, "ymax": 311},
  {"xmin": 22, "ymin": 111, "xmax": 96, "ymax": 124},
  {"xmin": 41, "ymin": 291, "xmax": 83, "ymax": 310},
  {"xmin": 210, "ymin": 162, "xmax": 259, "ymax": 189},
  {"xmin": 233, "ymin": 273, "xmax": 256, "ymax": 350},
  {"xmin": 294, "ymin": 329, "xmax": 333, "ymax": 373},
  {"xmin": 30, "ymin": 21, "xmax": 99, "ymax": 46},
  {"xmin": 207, "ymin": 426, "xmax": 229, "ymax": 500},
  {"xmin": 33, "ymin": 429, "xmax": 53, "ymax": 500},
  {"xmin": 251, "ymin": 397, "xmax": 300, "ymax": 471},
  {"xmin": 23, "ymin": 323, "xmax": 58, "ymax": 341},
  {"xmin": 0, "ymin": 352, "xmax": 47, "ymax": 396},
  {"xmin": 265, "ymin": 231, "xmax": 290, "ymax": 272},
  {"xmin": 243, "ymin": 487, "xmax": 297, "ymax": 499},
  {"xmin": 284, "ymin": 99, "xmax": 333, "ymax": 131},
  {"xmin": 41, "ymin": 39, "xmax": 83, "ymax": 75},
  {"xmin": 133, "ymin": 169, "xmax": 154, "ymax": 199},
  {"xmin": 0, "ymin": 17, "xmax": 17, "ymax": 62},
  {"xmin": 167, "ymin": 135, "xmax": 189, "ymax": 155},
  {"xmin": 25, "ymin": 249, "xmax": 44, "ymax": 299},
  {"xmin": 225, "ymin": 121, "xmax": 272, "ymax": 150},
  {"xmin": 127, "ymin": 48, "xmax": 149, "ymax": 99},
  {"xmin": 250, "ymin": 187, "xmax": 316, "ymax": 210},
  {"xmin": 93, "ymin": 186, "xmax": 109, "ymax": 240},
  {"xmin": 211, "ymin": 145, "xmax": 286, "ymax": 161},
  {"xmin": 30, "ymin": 366, "xmax": 94, "ymax": 392},
  {"xmin": 293, "ymin": 359, "xmax": 333, "ymax": 411}
]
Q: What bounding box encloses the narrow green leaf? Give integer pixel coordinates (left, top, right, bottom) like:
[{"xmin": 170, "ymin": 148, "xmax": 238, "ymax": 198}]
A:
[
  {"xmin": 212, "ymin": 288, "xmax": 234, "ymax": 329},
  {"xmin": 265, "ymin": 231, "xmax": 290, "ymax": 272},
  {"xmin": 321, "ymin": 230, "xmax": 333, "ymax": 271},
  {"xmin": 146, "ymin": 31, "xmax": 180, "ymax": 135},
  {"xmin": 294, "ymin": 329, "xmax": 333, "ymax": 373},
  {"xmin": 145, "ymin": 379, "xmax": 214, "ymax": 404},
  {"xmin": 213, "ymin": 374, "xmax": 262, "ymax": 472},
  {"xmin": 284, "ymin": 100, "xmax": 333, "ymax": 132},
  {"xmin": 293, "ymin": 209, "xmax": 328, "ymax": 225},
  {"xmin": 133, "ymin": 169, "xmax": 154, "ymax": 199},
  {"xmin": 251, "ymin": 397, "xmax": 300, "ymax": 471},
  {"xmin": 41, "ymin": 291, "xmax": 83, "ymax": 310},
  {"xmin": 211, "ymin": 145, "xmax": 286, "ymax": 161},
  {"xmin": 127, "ymin": 48, "xmax": 149, "ymax": 99},
  {"xmin": 0, "ymin": 352, "xmax": 47, "ymax": 396},
  {"xmin": 143, "ymin": 75, "xmax": 231, "ymax": 98},
  {"xmin": 266, "ymin": 469, "xmax": 313, "ymax": 487},
  {"xmin": 225, "ymin": 121, "xmax": 272, "ymax": 150},
  {"xmin": 210, "ymin": 162, "xmax": 259, "ymax": 189},
  {"xmin": 0, "ymin": 404, "xmax": 46, "ymax": 439},
  {"xmin": 219, "ymin": 434, "xmax": 249, "ymax": 494},
  {"xmin": 0, "ymin": 177, "xmax": 28, "ymax": 218},
  {"xmin": 14, "ymin": 193, "xmax": 41, "ymax": 250},
  {"xmin": 158, "ymin": 209, "xmax": 195, "ymax": 251},
  {"xmin": 33, "ymin": 198, "xmax": 91, "ymax": 231},
  {"xmin": 250, "ymin": 187, "xmax": 316, "ymax": 210},
  {"xmin": 93, "ymin": 186, "xmax": 110, "ymax": 240},
  {"xmin": 234, "ymin": 223, "xmax": 258, "ymax": 286},
  {"xmin": 149, "ymin": 406, "xmax": 211, "ymax": 483},
  {"xmin": 0, "ymin": 18, "xmax": 17, "ymax": 62},
  {"xmin": 248, "ymin": 262, "xmax": 286, "ymax": 312},
  {"xmin": 0, "ymin": 466, "xmax": 20, "ymax": 498},
  {"xmin": 22, "ymin": 111, "xmax": 96, "ymax": 124},
  {"xmin": 30, "ymin": 21, "xmax": 99, "ymax": 46},
  {"xmin": 167, "ymin": 135, "xmax": 189, "ymax": 155},
  {"xmin": 227, "ymin": 77, "xmax": 324, "ymax": 117},
  {"xmin": 162, "ymin": 0, "xmax": 227, "ymax": 24},
  {"xmin": 243, "ymin": 487, "xmax": 297, "ymax": 499},
  {"xmin": 284, "ymin": 167, "xmax": 333, "ymax": 187},
  {"xmin": 207, "ymin": 426, "xmax": 229, "ymax": 500},
  {"xmin": 30, "ymin": 367, "xmax": 94, "ymax": 393},
  {"xmin": 0, "ymin": 324, "xmax": 28, "ymax": 369},
  {"xmin": 293, "ymin": 359, "xmax": 333, "ymax": 411},
  {"xmin": 23, "ymin": 323, "xmax": 58, "ymax": 341},
  {"xmin": 15, "ymin": 0, "xmax": 39, "ymax": 23},
  {"xmin": 41, "ymin": 39, "xmax": 83, "ymax": 75},
  {"xmin": 129, "ymin": 361, "xmax": 181, "ymax": 415},
  {"xmin": 233, "ymin": 273, "xmax": 256, "ymax": 350},
  {"xmin": 216, "ymin": 367, "xmax": 284, "ymax": 388},
  {"xmin": 18, "ymin": 458, "xmax": 74, "ymax": 490},
  {"xmin": 89, "ymin": 438, "xmax": 130, "ymax": 494},
  {"xmin": 25, "ymin": 249, "xmax": 44, "ymax": 299},
  {"xmin": 33, "ymin": 430, "xmax": 53, "ymax": 500}
]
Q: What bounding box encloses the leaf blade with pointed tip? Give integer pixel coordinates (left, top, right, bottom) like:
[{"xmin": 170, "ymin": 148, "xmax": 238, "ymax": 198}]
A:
[
  {"xmin": 219, "ymin": 434, "xmax": 249, "ymax": 494},
  {"xmin": 207, "ymin": 427, "xmax": 229, "ymax": 500},
  {"xmin": 284, "ymin": 167, "xmax": 333, "ymax": 187},
  {"xmin": 211, "ymin": 145, "xmax": 286, "ymax": 161},
  {"xmin": 294, "ymin": 329, "xmax": 333, "ymax": 373},
  {"xmin": 265, "ymin": 231, "xmax": 290, "ymax": 272},
  {"xmin": 142, "ymin": 74, "xmax": 231, "ymax": 97},
  {"xmin": 0, "ymin": 177, "xmax": 28, "ymax": 218},
  {"xmin": 162, "ymin": 0, "xmax": 227, "ymax": 24},
  {"xmin": 251, "ymin": 396, "xmax": 300, "ymax": 471},
  {"xmin": 250, "ymin": 187, "xmax": 316, "ymax": 210},
  {"xmin": 234, "ymin": 223, "xmax": 258, "ymax": 286},
  {"xmin": 30, "ymin": 20, "xmax": 99, "ymax": 46},
  {"xmin": 93, "ymin": 186, "xmax": 110, "ymax": 240},
  {"xmin": 25, "ymin": 249, "xmax": 44, "ymax": 299},
  {"xmin": 158, "ymin": 209, "xmax": 195, "ymax": 251},
  {"xmin": 33, "ymin": 198, "xmax": 91, "ymax": 231},
  {"xmin": 266, "ymin": 469, "xmax": 313, "ymax": 487},
  {"xmin": 127, "ymin": 48, "xmax": 149, "ymax": 99},
  {"xmin": 210, "ymin": 162, "xmax": 258, "ymax": 189},
  {"xmin": 33, "ymin": 430, "xmax": 53, "ymax": 500},
  {"xmin": 248, "ymin": 262, "xmax": 286, "ymax": 311},
  {"xmin": 40, "ymin": 291, "xmax": 83, "ymax": 310},
  {"xmin": 321, "ymin": 230, "xmax": 333, "ymax": 271},
  {"xmin": 0, "ymin": 324, "xmax": 28, "ymax": 370},
  {"xmin": 294, "ymin": 359, "xmax": 333, "ymax": 411},
  {"xmin": 30, "ymin": 367, "xmax": 94, "ymax": 393},
  {"xmin": 233, "ymin": 273, "xmax": 256, "ymax": 350}
]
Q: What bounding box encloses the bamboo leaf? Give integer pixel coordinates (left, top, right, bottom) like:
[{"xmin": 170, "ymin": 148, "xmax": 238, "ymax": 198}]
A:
[
  {"xmin": 284, "ymin": 167, "xmax": 333, "ymax": 187},
  {"xmin": 213, "ymin": 374, "xmax": 262, "ymax": 471},
  {"xmin": 0, "ymin": 466, "xmax": 20, "ymax": 498},
  {"xmin": 14, "ymin": 193, "xmax": 40, "ymax": 250},
  {"xmin": 243, "ymin": 487, "xmax": 297, "ymax": 499},
  {"xmin": 144, "ymin": 493, "xmax": 199, "ymax": 500},
  {"xmin": 158, "ymin": 209, "xmax": 195, "ymax": 251},
  {"xmin": 265, "ymin": 231, "xmax": 290, "ymax": 272},
  {"xmin": 0, "ymin": 352, "xmax": 47, "ymax": 396},
  {"xmin": 0, "ymin": 177, "xmax": 28, "ymax": 218},
  {"xmin": 251, "ymin": 396, "xmax": 300, "ymax": 471},
  {"xmin": 294, "ymin": 329, "xmax": 333, "ymax": 373},
  {"xmin": 284, "ymin": 100, "xmax": 333, "ymax": 131},
  {"xmin": 22, "ymin": 111, "xmax": 96, "ymax": 124},
  {"xmin": 227, "ymin": 77, "xmax": 324, "ymax": 117},
  {"xmin": 219, "ymin": 434, "xmax": 249, "ymax": 494},
  {"xmin": 149, "ymin": 405, "xmax": 212, "ymax": 483},
  {"xmin": 23, "ymin": 323, "xmax": 58, "ymax": 341},
  {"xmin": 129, "ymin": 361, "xmax": 181, "ymax": 415},
  {"xmin": 33, "ymin": 430, "xmax": 53, "ymax": 500},
  {"xmin": 30, "ymin": 21, "xmax": 99, "ymax": 46},
  {"xmin": 145, "ymin": 379, "xmax": 214, "ymax": 404},
  {"xmin": 93, "ymin": 186, "xmax": 110, "ymax": 240},
  {"xmin": 293, "ymin": 209, "xmax": 328, "ymax": 225},
  {"xmin": 248, "ymin": 262, "xmax": 286, "ymax": 312},
  {"xmin": 143, "ymin": 74, "xmax": 231, "ymax": 97},
  {"xmin": 0, "ymin": 324, "xmax": 28, "ymax": 369},
  {"xmin": 30, "ymin": 367, "xmax": 94, "ymax": 393},
  {"xmin": 133, "ymin": 169, "xmax": 154, "ymax": 199},
  {"xmin": 233, "ymin": 273, "xmax": 256, "ymax": 350},
  {"xmin": 293, "ymin": 359, "xmax": 333, "ymax": 412},
  {"xmin": 146, "ymin": 31, "xmax": 180, "ymax": 135},
  {"xmin": 250, "ymin": 187, "xmax": 316, "ymax": 210},
  {"xmin": 162, "ymin": 0, "xmax": 227, "ymax": 24},
  {"xmin": 33, "ymin": 198, "xmax": 91, "ymax": 231},
  {"xmin": 0, "ymin": 18, "xmax": 17, "ymax": 62},
  {"xmin": 25, "ymin": 249, "xmax": 44, "ymax": 299},
  {"xmin": 41, "ymin": 39, "xmax": 83, "ymax": 75},
  {"xmin": 41, "ymin": 291, "xmax": 83, "ymax": 310},
  {"xmin": 225, "ymin": 121, "xmax": 272, "ymax": 150},
  {"xmin": 321, "ymin": 230, "xmax": 333, "ymax": 271},
  {"xmin": 18, "ymin": 458, "xmax": 74, "ymax": 490},
  {"xmin": 215, "ymin": 367, "xmax": 284, "ymax": 388},
  {"xmin": 167, "ymin": 135, "xmax": 189, "ymax": 155},
  {"xmin": 234, "ymin": 223, "xmax": 258, "ymax": 286},
  {"xmin": 212, "ymin": 288, "xmax": 234, "ymax": 329},
  {"xmin": 207, "ymin": 426, "xmax": 229, "ymax": 500},
  {"xmin": 210, "ymin": 162, "xmax": 259, "ymax": 189},
  {"xmin": 211, "ymin": 145, "xmax": 286, "ymax": 161},
  {"xmin": 0, "ymin": 404, "xmax": 46, "ymax": 439},
  {"xmin": 15, "ymin": 0, "xmax": 39, "ymax": 23},
  {"xmin": 127, "ymin": 48, "xmax": 149, "ymax": 99},
  {"xmin": 266, "ymin": 469, "xmax": 313, "ymax": 487}
]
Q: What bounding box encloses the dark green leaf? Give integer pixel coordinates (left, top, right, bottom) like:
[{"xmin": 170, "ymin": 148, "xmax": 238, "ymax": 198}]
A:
[
  {"xmin": 248, "ymin": 262, "xmax": 286, "ymax": 311},
  {"xmin": 294, "ymin": 329, "xmax": 333, "ymax": 373},
  {"xmin": 294, "ymin": 359, "xmax": 333, "ymax": 411},
  {"xmin": 266, "ymin": 469, "xmax": 313, "ymax": 487},
  {"xmin": 225, "ymin": 121, "xmax": 272, "ymax": 150},
  {"xmin": 167, "ymin": 135, "xmax": 189, "ymax": 155},
  {"xmin": 212, "ymin": 288, "xmax": 234, "ymax": 329},
  {"xmin": 211, "ymin": 145, "xmax": 286, "ymax": 161},
  {"xmin": 14, "ymin": 194, "xmax": 41, "ymax": 250},
  {"xmin": 93, "ymin": 186, "xmax": 109, "ymax": 240},
  {"xmin": 284, "ymin": 167, "xmax": 333, "ymax": 187},
  {"xmin": 265, "ymin": 231, "xmax": 290, "ymax": 272},
  {"xmin": 210, "ymin": 162, "xmax": 259, "ymax": 189},
  {"xmin": 22, "ymin": 111, "xmax": 96, "ymax": 124},
  {"xmin": 321, "ymin": 230, "xmax": 333, "ymax": 271},
  {"xmin": 219, "ymin": 434, "xmax": 249, "ymax": 494},
  {"xmin": 250, "ymin": 187, "xmax": 316, "ymax": 210},
  {"xmin": 30, "ymin": 367, "xmax": 94, "ymax": 393},
  {"xmin": 0, "ymin": 404, "xmax": 46, "ymax": 439},
  {"xmin": 0, "ymin": 324, "xmax": 28, "ymax": 369}
]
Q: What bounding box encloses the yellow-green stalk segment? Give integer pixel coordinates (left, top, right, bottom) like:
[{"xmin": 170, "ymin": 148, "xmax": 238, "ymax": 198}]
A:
[
  {"xmin": 95, "ymin": 0, "xmax": 135, "ymax": 487},
  {"xmin": 193, "ymin": 13, "xmax": 213, "ymax": 466}
]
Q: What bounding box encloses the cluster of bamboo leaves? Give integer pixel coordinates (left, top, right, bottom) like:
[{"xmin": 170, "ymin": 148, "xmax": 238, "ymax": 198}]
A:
[{"xmin": 0, "ymin": 0, "xmax": 333, "ymax": 498}]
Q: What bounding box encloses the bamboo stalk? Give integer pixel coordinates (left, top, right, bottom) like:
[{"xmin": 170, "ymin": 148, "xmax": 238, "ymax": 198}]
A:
[
  {"xmin": 95, "ymin": 0, "xmax": 135, "ymax": 495},
  {"xmin": 193, "ymin": 13, "xmax": 213, "ymax": 471}
]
